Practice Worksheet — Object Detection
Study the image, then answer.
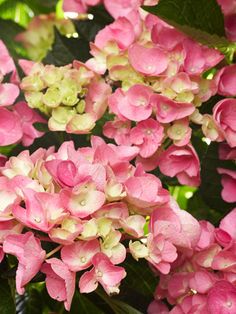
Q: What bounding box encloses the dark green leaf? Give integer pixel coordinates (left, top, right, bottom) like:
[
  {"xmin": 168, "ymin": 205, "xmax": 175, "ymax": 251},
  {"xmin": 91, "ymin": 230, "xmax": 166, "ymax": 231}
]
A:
[
  {"xmin": 21, "ymin": 0, "xmax": 57, "ymax": 14},
  {"xmin": 43, "ymin": 28, "xmax": 90, "ymax": 66},
  {"xmin": 199, "ymin": 142, "xmax": 235, "ymax": 214},
  {"xmin": 96, "ymin": 289, "xmax": 143, "ymax": 314},
  {"xmin": 24, "ymin": 289, "xmax": 43, "ymax": 314},
  {"xmin": 33, "ymin": 122, "xmax": 49, "ymax": 133},
  {"xmin": 188, "ymin": 190, "xmax": 223, "ymax": 225},
  {"xmin": 0, "ymin": 18, "xmax": 26, "ymax": 59},
  {"xmin": 0, "ymin": 144, "xmax": 17, "ymax": 156},
  {"xmin": 0, "ymin": 279, "xmax": 16, "ymax": 314},
  {"xmin": 142, "ymin": 0, "xmax": 228, "ymax": 47},
  {"xmin": 70, "ymin": 291, "xmax": 105, "ymax": 314}
]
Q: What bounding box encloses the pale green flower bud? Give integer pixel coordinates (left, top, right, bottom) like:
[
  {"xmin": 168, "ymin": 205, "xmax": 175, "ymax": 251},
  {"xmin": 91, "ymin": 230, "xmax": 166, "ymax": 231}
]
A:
[
  {"xmin": 48, "ymin": 106, "xmax": 76, "ymax": 131},
  {"xmin": 42, "ymin": 65, "xmax": 64, "ymax": 86},
  {"xmin": 25, "ymin": 91, "xmax": 43, "ymax": 109},
  {"xmin": 42, "ymin": 86, "xmax": 62, "ymax": 108},
  {"xmin": 21, "ymin": 74, "xmax": 45, "ymax": 92},
  {"xmin": 76, "ymin": 100, "xmax": 86, "ymax": 114},
  {"xmin": 60, "ymin": 79, "xmax": 79, "ymax": 106},
  {"xmin": 66, "ymin": 113, "xmax": 96, "ymax": 134}
]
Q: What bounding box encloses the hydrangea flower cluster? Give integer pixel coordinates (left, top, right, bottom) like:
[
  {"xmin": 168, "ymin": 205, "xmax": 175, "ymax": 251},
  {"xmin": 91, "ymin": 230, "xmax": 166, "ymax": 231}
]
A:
[
  {"xmin": 0, "ymin": 0, "xmax": 236, "ymax": 312},
  {"xmin": 0, "ymin": 136, "xmax": 175, "ymax": 310},
  {"xmin": 0, "ymin": 41, "xmax": 44, "ymax": 147},
  {"xmin": 20, "ymin": 60, "xmax": 111, "ymax": 133},
  {"xmin": 148, "ymin": 206, "xmax": 236, "ymax": 314}
]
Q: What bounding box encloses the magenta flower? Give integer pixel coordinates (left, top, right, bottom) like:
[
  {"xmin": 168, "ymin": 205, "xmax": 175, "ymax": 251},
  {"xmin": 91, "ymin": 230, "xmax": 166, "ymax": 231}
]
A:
[
  {"xmin": 130, "ymin": 119, "xmax": 164, "ymax": 158},
  {"xmin": 61, "ymin": 239, "xmax": 100, "ymax": 271},
  {"xmin": 213, "ymin": 98, "xmax": 236, "ymax": 147},
  {"xmin": 128, "ymin": 43, "xmax": 168, "ymax": 76},
  {"xmin": 158, "ymin": 144, "xmax": 201, "ymax": 187},
  {"xmin": 3, "ymin": 232, "xmax": 46, "ymax": 294},
  {"xmin": 151, "ymin": 94, "xmax": 195, "ymax": 124},
  {"xmin": 79, "ymin": 252, "xmax": 126, "ymax": 294},
  {"xmin": 41, "ymin": 258, "xmax": 76, "ymax": 311},
  {"xmin": 109, "ymin": 84, "xmax": 153, "ymax": 122},
  {"xmin": 217, "ymin": 168, "xmax": 236, "ymax": 203},
  {"xmin": 0, "ymin": 108, "xmax": 23, "ymax": 145},
  {"xmin": 150, "ymin": 200, "xmax": 201, "ymax": 249},
  {"xmin": 207, "ymin": 281, "xmax": 236, "ymax": 313}
]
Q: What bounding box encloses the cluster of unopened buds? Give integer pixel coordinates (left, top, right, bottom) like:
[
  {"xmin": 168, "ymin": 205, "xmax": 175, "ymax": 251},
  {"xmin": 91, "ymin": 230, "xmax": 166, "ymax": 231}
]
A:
[{"xmin": 20, "ymin": 60, "xmax": 111, "ymax": 134}]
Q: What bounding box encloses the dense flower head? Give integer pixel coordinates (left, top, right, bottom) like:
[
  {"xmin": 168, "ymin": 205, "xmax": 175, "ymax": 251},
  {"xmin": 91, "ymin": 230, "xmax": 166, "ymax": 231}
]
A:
[
  {"xmin": 147, "ymin": 206, "xmax": 236, "ymax": 313},
  {"xmin": 20, "ymin": 60, "xmax": 112, "ymax": 133},
  {"xmin": 1, "ymin": 0, "xmax": 236, "ymax": 312},
  {"xmin": 0, "ymin": 137, "xmax": 193, "ymax": 310}
]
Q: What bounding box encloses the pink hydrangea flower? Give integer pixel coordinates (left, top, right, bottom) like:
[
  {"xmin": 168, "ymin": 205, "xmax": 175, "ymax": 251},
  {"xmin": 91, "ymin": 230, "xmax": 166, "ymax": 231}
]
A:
[
  {"xmin": 219, "ymin": 207, "xmax": 236, "ymax": 240},
  {"xmin": 103, "ymin": 0, "xmax": 142, "ymax": 19},
  {"xmin": 158, "ymin": 144, "xmax": 201, "ymax": 187},
  {"xmin": 217, "ymin": 168, "xmax": 236, "ymax": 203},
  {"xmin": 213, "ymin": 98, "xmax": 236, "ymax": 147},
  {"xmin": 171, "ymin": 295, "xmax": 208, "ymax": 313},
  {"xmin": 147, "ymin": 300, "xmax": 169, "ymax": 314},
  {"xmin": 225, "ymin": 14, "xmax": 236, "ymax": 42},
  {"xmin": 103, "ymin": 119, "xmax": 131, "ymax": 146},
  {"xmin": 14, "ymin": 101, "xmax": 45, "ymax": 146},
  {"xmin": 3, "ymin": 232, "xmax": 46, "ymax": 294},
  {"xmin": 207, "ymin": 281, "xmax": 236, "ymax": 313},
  {"xmin": 216, "ymin": 64, "xmax": 236, "ymax": 96},
  {"xmin": 61, "ymin": 186, "xmax": 106, "ymax": 218},
  {"xmin": 41, "ymin": 258, "xmax": 76, "ymax": 311},
  {"xmin": 150, "ymin": 200, "xmax": 201, "ymax": 249},
  {"xmin": 151, "ymin": 94, "xmax": 195, "ymax": 123},
  {"xmin": 0, "ymin": 83, "xmax": 19, "ymax": 107},
  {"xmin": 0, "ymin": 108, "xmax": 23, "ymax": 146},
  {"xmin": 128, "ymin": 43, "xmax": 168, "ymax": 76},
  {"xmin": 79, "ymin": 252, "xmax": 126, "ymax": 294},
  {"xmin": 125, "ymin": 173, "xmax": 169, "ymax": 208},
  {"xmin": 130, "ymin": 119, "xmax": 164, "ymax": 158},
  {"xmin": 61, "ymin": 239, "xmax": 100, "ymax": 271},
  {"xmin": 0, "ymin": 40, "xmax": 15, "ymax": 75},
  {"xmin": 95, "ymin": 17, "xmax": 135, "ymax": 50},
  {"xmin": 147, "ymin": 234, "xmax": 178, "ymax": 274},
  {"xmin": 63, "ymin": 0, "xmax": 101, "ymax": 14},
  {"xmin": 108, "ymin": 85, "xmax": 153, "ymax": 122}
]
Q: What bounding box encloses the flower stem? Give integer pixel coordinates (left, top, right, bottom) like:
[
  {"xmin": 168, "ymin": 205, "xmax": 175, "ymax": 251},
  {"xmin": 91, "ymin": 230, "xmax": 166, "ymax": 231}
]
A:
[{"xmin": 46, "ymin": 245, "xmax": 62, "ymax": 259}]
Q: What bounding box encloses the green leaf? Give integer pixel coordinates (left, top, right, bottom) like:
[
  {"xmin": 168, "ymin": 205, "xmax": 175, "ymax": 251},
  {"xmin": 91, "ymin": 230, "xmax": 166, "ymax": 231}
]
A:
[
  {"xmin": 188, "ymin": 190, "xmax": 223, "ymax": 225},
  {"xmin": 70, "ymin": 291, "xmax": 105, "ymax": 314},
  {"xmin": 0, "ymin": 279, "xmax": 16, "ymax": 314},
  {"xmin": 0, "ymin": 0, "xmax": 31, "ymax": 27},
  {"xmin": 24, "ymin": 289, "xmax": 44, "ymax": 314},
  {"xmin": 43, "ymin": 28, "xmax": 90, "ymax": 66},
  {"xmin": 33, "ymin": 122, "xmax": 49, "ymax": 133},
  {"xmin": 200, "ymin": 142, "xmax": 235, "ymax": 214},
  {"xmin": 0, "ymin": 18, "xmax": 26, "ymax": 59},
  {"xmin": 113, "ymin": 257, "xmax": 157, "ymax": 312},
  {"xmin": 0, "ymin": 144, "xmax": 17, "ymax": 156},
  {"xmin": 142, "ymin": 0, "xmax": 229, "ymax": 47},
  {"xmin": 96, "ymin": 289, "xmax": 143, "ymax": 314}
]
